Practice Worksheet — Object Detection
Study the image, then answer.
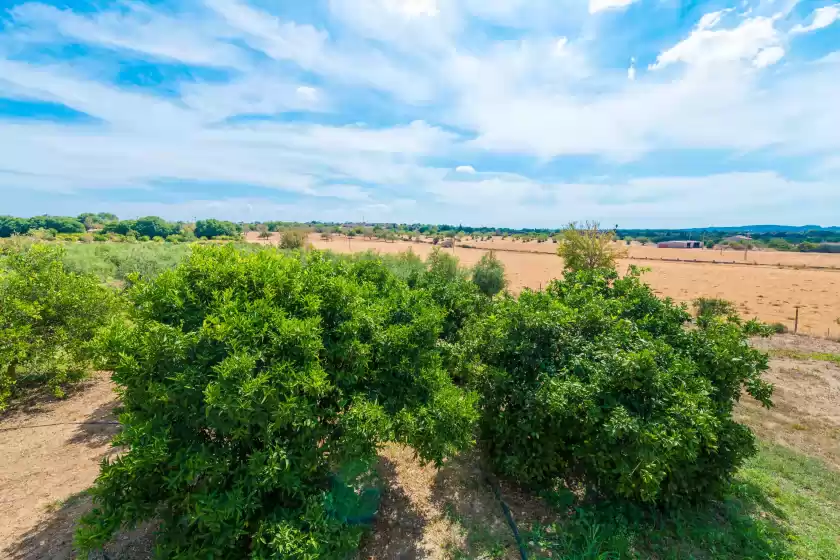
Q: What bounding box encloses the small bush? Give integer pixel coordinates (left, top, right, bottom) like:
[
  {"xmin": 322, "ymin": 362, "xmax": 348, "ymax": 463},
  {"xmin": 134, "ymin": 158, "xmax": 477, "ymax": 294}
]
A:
[
  {"xmin": 0, "ymin": 244, "xmax": 117, "ymax": 409},
  {"xmin": 557, "ymin": 221, "xmax": 626, "ymax": 272},
  {"xmin": 458, "ymin": 267, "xmax": 772, "ymax": 504},
  {"xmin": 471, "ymin": 251, "xmax": 507, "ymax": 297},
  {"xmin": 280, "ymin": 229, "xmax": 307, "ymax": 249},
  {"xmin": 76, "ymin": 246, "xmax": 476, "ymax": 558},
  {"xmin": 693, "ymin": 297, "xmax": 738, "ymax": 328}
]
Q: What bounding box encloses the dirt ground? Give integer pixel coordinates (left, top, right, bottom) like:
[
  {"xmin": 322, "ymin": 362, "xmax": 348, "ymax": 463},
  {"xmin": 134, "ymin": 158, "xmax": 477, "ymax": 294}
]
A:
[
  {"xmin": 446, "ymin": 236, "xmax": 840, "ymax": 269},
  {"xmin": 1, "ymin": 335, "xmax": 838, "ymax": 558},
  {"xmin": 0, "ymin": 373, "xmax": 153, "ymax": 559},
  {"xmin": 741, "ymin": 335, "xmax": 840, "ymax": 469},
  {"xmin": 246, "ymin": 233, "xmax": 840, "ymax": 337}
]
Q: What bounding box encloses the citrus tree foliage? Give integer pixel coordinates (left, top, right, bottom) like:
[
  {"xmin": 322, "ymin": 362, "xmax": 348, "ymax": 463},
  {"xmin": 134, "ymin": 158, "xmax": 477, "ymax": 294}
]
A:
[
  {"xmin": 557, "ymin": 221, "xmax": 626, "ymax": 272},
  {"xmin": 471, "ymin": 250, "xmax": 507, "ymax": 297},
  {"xmin": 458, "ymin": 267, "xmax": 772, "ymax": 504},
  {"xmin": 416, "ymin": 248, "xmax": 487, "ymax": 342},
  {"xmin": 77, "ymin": 246, "xmax": 477, "ymax": 559},
  {"xmin": 0, "ymin": 243, "xmax": 117, "ymax": 410}
]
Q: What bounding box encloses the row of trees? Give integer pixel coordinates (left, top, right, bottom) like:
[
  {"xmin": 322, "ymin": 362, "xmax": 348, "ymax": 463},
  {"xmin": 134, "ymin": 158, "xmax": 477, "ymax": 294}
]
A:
[
  {"xmin": 2, "ymin": 225, "xmax": 776, "ymax": 558},
  {"xmin": 0, "ymin": 214, "xmax": 244, "ymax": 241}
]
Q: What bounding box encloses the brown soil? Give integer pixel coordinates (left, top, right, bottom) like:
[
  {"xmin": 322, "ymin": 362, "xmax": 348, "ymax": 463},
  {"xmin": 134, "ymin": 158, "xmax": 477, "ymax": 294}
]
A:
[
  {"xmin": 0, "ymin": 372, "xmax": 153, "ymax": 559},
  {"xmin": 246, "ymin": 233, "xmax": 840, "ymax": 337},
  {"xmin": 360, "ymin": 445, "xmax": 551, "ymax": 560},
  {"xmin": 737, "ymin": 335, "xmax": 840, "ymax": 468}
]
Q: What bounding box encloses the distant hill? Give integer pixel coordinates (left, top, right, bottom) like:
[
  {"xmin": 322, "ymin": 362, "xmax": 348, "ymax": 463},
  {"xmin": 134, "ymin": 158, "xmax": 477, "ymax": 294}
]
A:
[{"xmin": 684, "ymin": 225, "xmax": 840, "ymax": 233}]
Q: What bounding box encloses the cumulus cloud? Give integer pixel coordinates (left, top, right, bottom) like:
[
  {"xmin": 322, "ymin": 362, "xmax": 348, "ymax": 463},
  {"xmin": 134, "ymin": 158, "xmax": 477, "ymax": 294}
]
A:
[{"xmin": 455, "ymin": 165, "xmax": 476, "ymax": 173}]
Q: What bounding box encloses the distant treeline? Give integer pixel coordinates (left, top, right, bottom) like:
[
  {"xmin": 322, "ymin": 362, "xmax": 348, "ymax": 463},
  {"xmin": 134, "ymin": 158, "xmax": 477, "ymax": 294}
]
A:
[
  {"xmin": 0, "ymin": 214, "xmax": 241, "ymax": 241},
  {"xmin": 2, "ymin": 215, "xmax": 840, "ymax": 252}
]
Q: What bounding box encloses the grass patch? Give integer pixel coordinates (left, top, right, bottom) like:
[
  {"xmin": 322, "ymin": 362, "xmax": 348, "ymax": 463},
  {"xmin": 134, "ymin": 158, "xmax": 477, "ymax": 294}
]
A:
[
  {"xmin": 768, "ymin": 348, "xmax": 840, "ymax": 366},
  {"xmin": 520, "ymin": 442, "xmax": 839, "ymax": 560}
]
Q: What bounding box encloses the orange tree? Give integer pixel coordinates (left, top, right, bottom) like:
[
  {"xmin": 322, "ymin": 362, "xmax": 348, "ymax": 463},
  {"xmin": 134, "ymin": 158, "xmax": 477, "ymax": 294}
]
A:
[
  {"xmin": 457, "ymin": 267, "xmax": 772, "ymax": 504},
  {"xmin": 77, "ymin": 246, "xmax": 477, "ymax": 558}
]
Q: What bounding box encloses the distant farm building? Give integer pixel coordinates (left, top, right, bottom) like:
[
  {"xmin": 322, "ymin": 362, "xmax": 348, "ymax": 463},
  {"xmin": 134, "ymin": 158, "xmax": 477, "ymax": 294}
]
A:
[{"xmin": 657, "ymin": 240, "xmax": 702, "ymax": 249}]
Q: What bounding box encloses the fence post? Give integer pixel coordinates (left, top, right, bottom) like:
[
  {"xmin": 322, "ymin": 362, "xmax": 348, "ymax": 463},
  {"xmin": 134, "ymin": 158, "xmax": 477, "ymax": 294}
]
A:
[{"xmin": 794, "ymin": 306, "xmax": 800, "ymax": 334}]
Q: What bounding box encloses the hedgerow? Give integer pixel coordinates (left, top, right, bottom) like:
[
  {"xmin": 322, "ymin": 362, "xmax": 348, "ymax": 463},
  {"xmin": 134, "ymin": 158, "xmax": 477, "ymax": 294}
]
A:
[
  {"xmin": 0, "ymin": 243, "xmax": 117, "ymax": 410},
  {"xmin": 76, "ymin": 245, "xmax": 477, "ymax": 558},
  {"xmin": 457, "ymin": 267, "xmax": 772, "ymax": 504}
]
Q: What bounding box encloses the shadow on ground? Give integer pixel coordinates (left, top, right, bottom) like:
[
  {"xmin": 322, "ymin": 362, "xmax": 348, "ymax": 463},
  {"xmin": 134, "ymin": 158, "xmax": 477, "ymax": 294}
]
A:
[
  {"xmin": 67, "ymin": 399, "xmax": 121, "ymax": 448},
  {"xmin": 363, "ymin": 446, "xmax": 799, "ymax": 560},
  {"xmin": 0, "ymin": 377, "xmax": 99, "ymax": 421},
  {"xmin": 1, "ymin": 491, "xmax": 154, "ymax": 560},
  {"xmin": 359, "ymin": 456, "xmax": 429, "ymax": 559}
]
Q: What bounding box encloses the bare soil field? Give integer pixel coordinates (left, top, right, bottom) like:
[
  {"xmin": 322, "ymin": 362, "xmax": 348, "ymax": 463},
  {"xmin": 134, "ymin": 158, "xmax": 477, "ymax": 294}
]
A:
[
  {"xmin": 452, "ymin": 236, "xmax": 840, "ymax": 269},
  {"xmin": 246, "ymin": 233, "xmax": 840, "ymax": 337},
  {"xmin": 2, "ymin": 335, "xmax": 837, "ymax": 559}
]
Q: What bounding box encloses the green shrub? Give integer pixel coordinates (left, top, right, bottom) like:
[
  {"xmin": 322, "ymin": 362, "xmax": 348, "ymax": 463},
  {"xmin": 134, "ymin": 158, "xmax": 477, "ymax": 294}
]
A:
[
  {"xmin": 279, "ymin": 229, "xmax": 307, "ymax": 249},
  {"xmin": 693, "ymin": 297, "xmax": 738, "ymax": 328},
  {"xmin": 769, "ymin": 322, "xmax": 788, "ymax": 334},
  {"xmin": 0, "ymin": 244, "xmax": 117, "ymax": 409},
  {"xmin": 471, "ymin": 251, "xmax": 507, "ymax": 297},
  {"xmin": 195, "ymin": 218, "xmax": 240, "ymax": 239},
  {"xmin": 557, "ymin": 221, "xmax": 626, "ymax": 272},
  {"xmin": 420, "ymin": 249, "xmax": 485, "ymax": 341},
  {"xmin": 76, "ymin": 246, "xmax": 476, "ymax": 559},
  {"xmin": 457, "ymin": 267, "xmax": 772, "ymax": 504}
]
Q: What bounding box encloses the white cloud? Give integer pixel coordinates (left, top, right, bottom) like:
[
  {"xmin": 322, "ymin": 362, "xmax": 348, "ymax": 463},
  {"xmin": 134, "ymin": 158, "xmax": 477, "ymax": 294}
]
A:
[
  {"xmin": 455, "ymin": 165, "xmax": 476, "ymax": 173},
  {"xmin": 207, "ymin": 0, "xmax": 435, "ymax": 101},
  {"xmin": 650, "ymin": 15, "xmax": 783, "ymax": 70},
  {"xmin": 393, "ymin": 0, "xmax": 440, "ymax": 17},
  {"xmin": 627, "ymin": 57, "xmax": 636, "ymax": 80},
  {"xmin": 791, "ymin": 5, "xmax": 840, "ymax": 34},
  {"xmin": 753, "ymin": 45, "xmax": 785, "ymax": 68},
  {"xmin": 589, "ymin": 0, "xmax": 638, "ymax": 15},
  {"xmin": 296, "ymin": 86, "xmax": 318, "ymax": 100}
]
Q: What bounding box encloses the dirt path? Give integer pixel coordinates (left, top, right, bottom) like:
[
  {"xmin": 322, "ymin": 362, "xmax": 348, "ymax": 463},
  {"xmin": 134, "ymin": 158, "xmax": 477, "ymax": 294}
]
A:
[{"xmin": 0, "ymin": 373, "xmax": 152, "ymax": 559}]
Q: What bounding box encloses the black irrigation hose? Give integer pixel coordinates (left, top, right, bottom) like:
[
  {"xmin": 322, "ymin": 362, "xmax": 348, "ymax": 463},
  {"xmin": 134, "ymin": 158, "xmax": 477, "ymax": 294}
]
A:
[
  {"xmin": 0, "ymin": 421, "xmax": 119, "ymax": 433},
  {"xmin": 485, "ymin": 472, "xmax": 528, "ymax": 560}
]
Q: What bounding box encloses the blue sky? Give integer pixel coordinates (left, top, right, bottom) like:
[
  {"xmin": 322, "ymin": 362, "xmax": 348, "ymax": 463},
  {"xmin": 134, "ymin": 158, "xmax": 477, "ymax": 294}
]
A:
[{"xmin": 0, "ymin": 0, "xmax": 838, "ymax": 228}]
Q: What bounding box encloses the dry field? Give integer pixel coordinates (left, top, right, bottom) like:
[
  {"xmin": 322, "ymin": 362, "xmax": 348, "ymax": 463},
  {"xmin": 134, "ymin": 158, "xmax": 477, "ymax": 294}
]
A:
[
  {"xmin": 3, "ymin": 335, "xmax": 838, "ymax": 559},
  {"xmin": 246, "ymin": 233, "xmax": 840, "ymax": 337},
  {"xmin": 442, "ymin": 236, "xmax": 840, "ymax": 268}
]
